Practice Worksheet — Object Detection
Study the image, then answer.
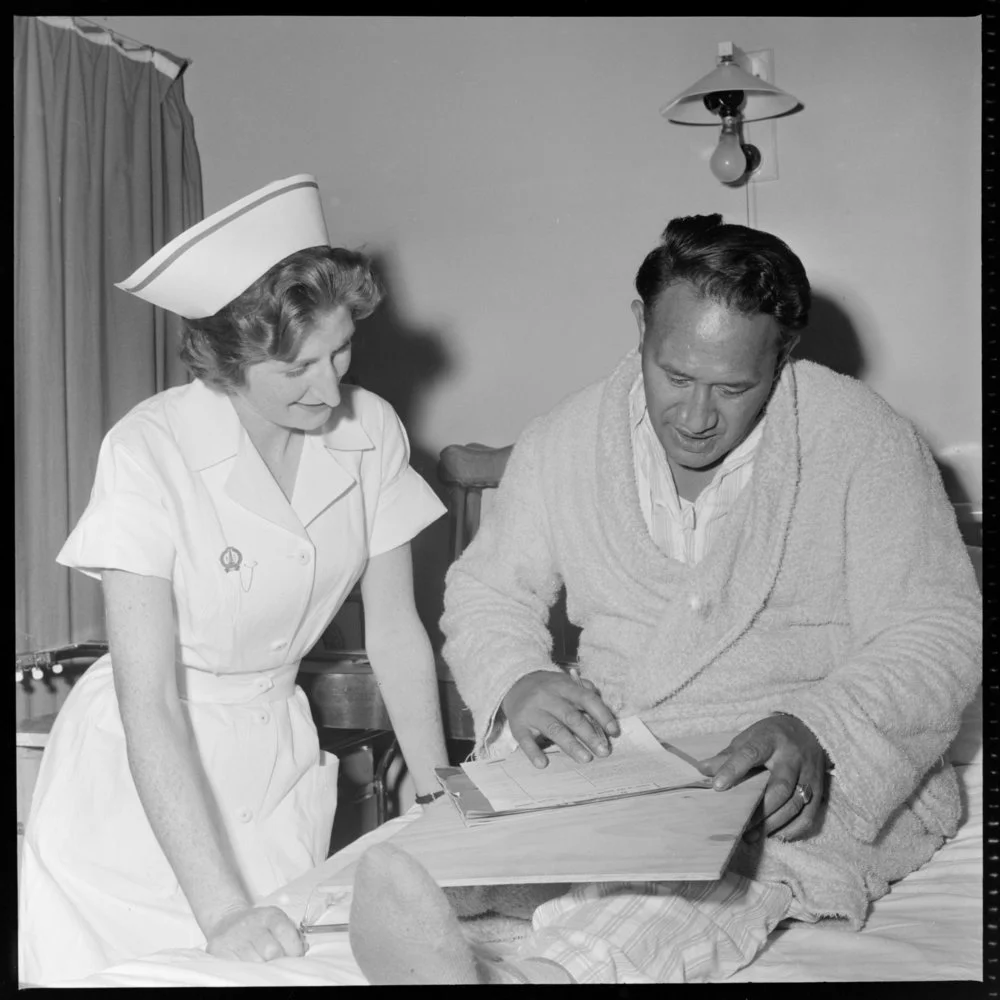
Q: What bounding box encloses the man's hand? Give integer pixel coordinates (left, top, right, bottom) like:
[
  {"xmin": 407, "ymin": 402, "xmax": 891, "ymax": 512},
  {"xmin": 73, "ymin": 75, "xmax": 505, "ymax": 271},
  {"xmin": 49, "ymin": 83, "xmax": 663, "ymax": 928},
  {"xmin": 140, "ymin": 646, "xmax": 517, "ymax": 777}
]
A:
[
  {"xmin": 206, "ymin": 905, "xmax": 307, "ymax": 962},
  {"xmin": 697, "ymin": 714, "xmax": 827, "ymax": 842},
  {"xmin": 502, "ymin": 670, "xmax": 620, "ymax": 769}
]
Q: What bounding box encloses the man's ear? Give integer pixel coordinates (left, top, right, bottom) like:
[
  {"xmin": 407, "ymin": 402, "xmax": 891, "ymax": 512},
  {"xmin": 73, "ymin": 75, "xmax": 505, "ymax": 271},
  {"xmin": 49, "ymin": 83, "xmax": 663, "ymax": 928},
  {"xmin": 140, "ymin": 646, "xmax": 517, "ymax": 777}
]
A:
[{"xmin": 631, "ymin": 300, "xmax": 646, "ymax": 348}]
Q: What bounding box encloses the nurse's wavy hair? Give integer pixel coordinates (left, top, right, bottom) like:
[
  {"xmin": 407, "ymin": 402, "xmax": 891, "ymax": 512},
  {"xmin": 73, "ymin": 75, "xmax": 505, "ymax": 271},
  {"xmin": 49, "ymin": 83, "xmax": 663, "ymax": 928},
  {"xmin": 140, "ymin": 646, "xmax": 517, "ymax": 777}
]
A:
[
  {"xmin": 634, "ymin": 214, "xmax": 810, "ymax": 360},
  {"xmin": 179, "ymin": 246, "xmax": 383, "ymax": 391}
]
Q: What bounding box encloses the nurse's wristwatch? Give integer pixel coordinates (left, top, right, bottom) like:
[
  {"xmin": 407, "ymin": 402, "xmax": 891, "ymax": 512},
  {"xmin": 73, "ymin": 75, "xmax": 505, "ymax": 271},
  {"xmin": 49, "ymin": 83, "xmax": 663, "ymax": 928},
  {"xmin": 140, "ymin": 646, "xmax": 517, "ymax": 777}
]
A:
[{"xmin": 415, "ymin": 790, "xmax": 445, "ymax": 805}]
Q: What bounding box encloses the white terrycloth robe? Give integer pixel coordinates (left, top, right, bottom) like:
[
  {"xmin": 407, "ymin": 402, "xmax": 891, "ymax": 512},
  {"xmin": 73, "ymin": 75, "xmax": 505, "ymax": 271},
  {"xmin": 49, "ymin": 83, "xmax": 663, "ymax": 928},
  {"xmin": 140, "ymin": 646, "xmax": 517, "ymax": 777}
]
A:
[{"xmin": 441, "ymin": 351, "xmax": 982, "ymax": 927}]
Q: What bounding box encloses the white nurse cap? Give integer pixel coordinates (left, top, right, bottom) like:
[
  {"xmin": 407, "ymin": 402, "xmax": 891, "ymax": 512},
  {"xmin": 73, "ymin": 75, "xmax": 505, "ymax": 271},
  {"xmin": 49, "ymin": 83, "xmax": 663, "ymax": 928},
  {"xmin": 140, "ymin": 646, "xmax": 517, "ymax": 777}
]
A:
[{"xmin": 115, "ymin": 174, "xmax": 330, "ymax": 319}]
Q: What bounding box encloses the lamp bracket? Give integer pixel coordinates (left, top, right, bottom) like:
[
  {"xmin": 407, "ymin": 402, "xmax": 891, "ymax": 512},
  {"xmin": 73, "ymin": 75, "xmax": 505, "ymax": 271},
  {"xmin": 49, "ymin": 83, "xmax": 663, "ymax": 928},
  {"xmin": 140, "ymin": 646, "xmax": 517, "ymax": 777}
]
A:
[
  {"xmin": 742, "ymin": 48, "xmax": 779, "ymax": 183},
  {"xmin": 718, "ymin": 41, "xmax": 753, "ymax": 74}
]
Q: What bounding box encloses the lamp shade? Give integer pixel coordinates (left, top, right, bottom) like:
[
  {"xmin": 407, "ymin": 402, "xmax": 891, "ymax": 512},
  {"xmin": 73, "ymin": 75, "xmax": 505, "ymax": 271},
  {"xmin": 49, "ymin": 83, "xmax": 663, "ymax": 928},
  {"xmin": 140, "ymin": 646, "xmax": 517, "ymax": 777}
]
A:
[{"xmin": 660, "ymin": 59, "xmax": 800, "ymax": 124}]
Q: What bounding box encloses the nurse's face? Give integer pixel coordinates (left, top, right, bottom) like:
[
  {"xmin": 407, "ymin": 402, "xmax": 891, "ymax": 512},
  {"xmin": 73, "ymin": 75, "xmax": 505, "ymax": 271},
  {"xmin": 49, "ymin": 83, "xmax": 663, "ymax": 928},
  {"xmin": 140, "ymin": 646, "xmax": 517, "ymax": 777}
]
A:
[{"xmin": 234, "ymin": 305, "xmax": 355, "ymax": 431}]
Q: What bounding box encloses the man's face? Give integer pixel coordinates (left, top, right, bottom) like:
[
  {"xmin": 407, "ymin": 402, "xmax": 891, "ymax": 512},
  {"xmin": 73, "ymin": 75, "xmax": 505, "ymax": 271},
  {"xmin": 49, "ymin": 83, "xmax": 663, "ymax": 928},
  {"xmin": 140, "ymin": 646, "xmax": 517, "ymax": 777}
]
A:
[{"xmin": 635, "ymin": 282, "xmax": 782, "ymax": 474}]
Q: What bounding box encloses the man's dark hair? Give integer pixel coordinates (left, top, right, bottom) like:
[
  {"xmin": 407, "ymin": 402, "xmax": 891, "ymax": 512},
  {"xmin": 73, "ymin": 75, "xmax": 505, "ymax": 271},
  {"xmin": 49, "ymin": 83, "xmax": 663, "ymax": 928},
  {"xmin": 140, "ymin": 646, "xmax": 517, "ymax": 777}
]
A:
[{"xmin": 635, "ymin": 214, "xmax": 811, "ymax": 352}]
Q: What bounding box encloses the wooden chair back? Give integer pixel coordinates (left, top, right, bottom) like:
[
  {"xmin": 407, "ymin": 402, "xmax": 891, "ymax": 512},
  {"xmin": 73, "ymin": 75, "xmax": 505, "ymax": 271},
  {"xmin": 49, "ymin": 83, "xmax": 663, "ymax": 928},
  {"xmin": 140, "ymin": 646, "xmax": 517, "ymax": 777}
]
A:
[
  {"xmin": 437, "ymin": 442, "xmax": 579, "ymax": 664},
  {"xmin": 299, "ymin": 445, "xmax": 520, "ymax": 758},
  {"xmin": 437, "ymin": 443, "xmax": 514, "ymax": 561}
]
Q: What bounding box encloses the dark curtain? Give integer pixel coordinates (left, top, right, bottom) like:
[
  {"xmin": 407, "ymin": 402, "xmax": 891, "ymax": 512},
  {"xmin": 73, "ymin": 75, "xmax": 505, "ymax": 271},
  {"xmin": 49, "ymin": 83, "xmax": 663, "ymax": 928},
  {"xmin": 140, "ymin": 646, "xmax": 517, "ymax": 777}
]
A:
[{"xmin": 15, "ymin": 15, "xmax": 204, "ymax": 659}]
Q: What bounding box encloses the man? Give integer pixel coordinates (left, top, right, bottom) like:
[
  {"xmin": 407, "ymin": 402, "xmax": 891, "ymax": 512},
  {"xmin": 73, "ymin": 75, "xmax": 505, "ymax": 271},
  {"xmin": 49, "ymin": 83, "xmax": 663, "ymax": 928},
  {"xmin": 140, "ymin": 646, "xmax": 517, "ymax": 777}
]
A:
[{"xmin": 348, "ymin": 214, "xmax": 982, "ymax": 984}]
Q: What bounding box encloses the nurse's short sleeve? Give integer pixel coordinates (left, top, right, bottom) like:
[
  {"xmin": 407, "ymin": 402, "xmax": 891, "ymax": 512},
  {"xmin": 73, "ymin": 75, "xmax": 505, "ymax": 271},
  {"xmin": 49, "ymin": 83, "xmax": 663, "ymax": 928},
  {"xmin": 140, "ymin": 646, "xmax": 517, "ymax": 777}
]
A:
[
  {"xmin": 368, "ymin": 402, "xmax": 446, "ymax": 559},
  {"xmin": 56, "ymin": 436, "xmax": 176, "ymax": 581}
]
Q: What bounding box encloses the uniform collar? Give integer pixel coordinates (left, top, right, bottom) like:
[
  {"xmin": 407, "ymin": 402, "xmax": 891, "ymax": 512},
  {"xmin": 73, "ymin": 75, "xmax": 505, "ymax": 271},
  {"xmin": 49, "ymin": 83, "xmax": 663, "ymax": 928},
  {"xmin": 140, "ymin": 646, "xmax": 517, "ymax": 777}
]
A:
[
  {"xmin": 318, "ymin": 385, "xmax": 375, "ymax": 453},
  {"xmin": 173, "ymin": 379, "xmax": 374, "ymax": 472},
  {"xmin": 171, "ymin": 379, "xmax": 244, "ymax": 472},
  {"xmin": 173, "ymin": 380, "xmax": 375, "ymax": 533},
  {"xmin": 302, "ymin": 388, "xmax": 375, "ymax": 525}
]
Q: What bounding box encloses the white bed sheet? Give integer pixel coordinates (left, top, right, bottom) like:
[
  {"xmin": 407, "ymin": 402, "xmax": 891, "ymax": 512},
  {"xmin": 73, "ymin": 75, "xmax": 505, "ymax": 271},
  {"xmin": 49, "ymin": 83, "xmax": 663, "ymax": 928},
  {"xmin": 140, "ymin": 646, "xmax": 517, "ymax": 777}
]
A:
[
  {"xmin": 727, "ymin": 761, "xmax": 983, "ymax": 983},
  {"xmin": 47, "ymin": 694, "xmax": 984, "ymax": 988}
]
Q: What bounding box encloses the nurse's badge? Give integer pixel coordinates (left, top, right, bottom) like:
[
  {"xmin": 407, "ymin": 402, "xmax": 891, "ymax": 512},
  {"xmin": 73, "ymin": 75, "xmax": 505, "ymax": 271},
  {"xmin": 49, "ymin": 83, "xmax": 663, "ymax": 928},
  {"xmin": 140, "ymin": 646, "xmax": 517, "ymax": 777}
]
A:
[{"xmin": 220, "ymin": 546, "xmax": 243, "ymax": 573}]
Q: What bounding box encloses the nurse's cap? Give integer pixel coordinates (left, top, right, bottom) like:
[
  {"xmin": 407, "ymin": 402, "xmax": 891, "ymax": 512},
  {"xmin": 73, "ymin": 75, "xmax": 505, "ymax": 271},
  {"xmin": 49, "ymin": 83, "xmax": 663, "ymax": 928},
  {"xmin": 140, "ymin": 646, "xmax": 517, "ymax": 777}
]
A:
[{"xmin": 115, "ymin": 174, "xmax": 330, "ymax": 319}]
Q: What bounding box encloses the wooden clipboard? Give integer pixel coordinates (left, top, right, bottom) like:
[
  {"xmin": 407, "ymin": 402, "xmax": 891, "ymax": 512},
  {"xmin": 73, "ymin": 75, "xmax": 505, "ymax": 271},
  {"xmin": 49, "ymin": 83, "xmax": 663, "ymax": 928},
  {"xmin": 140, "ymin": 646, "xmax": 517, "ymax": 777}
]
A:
[{"xmin": 323, "ymin": 730, "xmax": 767, "ymax": 887}]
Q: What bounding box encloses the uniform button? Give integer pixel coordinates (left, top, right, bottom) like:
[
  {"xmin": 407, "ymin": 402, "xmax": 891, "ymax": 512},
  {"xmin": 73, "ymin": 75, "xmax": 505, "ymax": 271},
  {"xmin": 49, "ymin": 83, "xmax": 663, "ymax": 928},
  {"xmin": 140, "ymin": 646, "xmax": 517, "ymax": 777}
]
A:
[
  {"xmin": 255, "ymin": 709, "xmax": 270, "ymax": 725},
  {"xmin": 297, "ymin": 550, "xmax": 311, "ymax": 565},
  {"xmin": 255, "ymin": 677, "xmax": 273, "ymax": 693},
  {"xmin": 237, "ymin": 807, "xmax": 253, "ymax": 823}
]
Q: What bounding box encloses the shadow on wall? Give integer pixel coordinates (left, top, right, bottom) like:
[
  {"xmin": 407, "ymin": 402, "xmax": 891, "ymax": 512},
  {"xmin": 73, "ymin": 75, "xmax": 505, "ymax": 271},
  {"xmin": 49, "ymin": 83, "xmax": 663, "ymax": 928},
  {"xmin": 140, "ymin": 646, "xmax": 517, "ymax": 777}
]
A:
[
  {"xmin": 347, "ymin": 251, "xmax": 456, "ymax": 645},
  {"xmin": 794, "ymin": 291, "xmax": 867, "ymax": 381},
  {"xmin": 794, "ymin": 290, "xmax": 973, "ymax": 505}
]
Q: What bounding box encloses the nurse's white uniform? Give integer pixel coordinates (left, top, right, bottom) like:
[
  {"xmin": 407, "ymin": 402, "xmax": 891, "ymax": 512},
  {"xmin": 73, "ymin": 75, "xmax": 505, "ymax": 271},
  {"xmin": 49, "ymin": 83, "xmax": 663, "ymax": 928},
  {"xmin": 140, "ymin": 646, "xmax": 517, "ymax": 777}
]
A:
[{"xmin": 18, "ymin": 378, "xmax": 445, "ymax": 986}]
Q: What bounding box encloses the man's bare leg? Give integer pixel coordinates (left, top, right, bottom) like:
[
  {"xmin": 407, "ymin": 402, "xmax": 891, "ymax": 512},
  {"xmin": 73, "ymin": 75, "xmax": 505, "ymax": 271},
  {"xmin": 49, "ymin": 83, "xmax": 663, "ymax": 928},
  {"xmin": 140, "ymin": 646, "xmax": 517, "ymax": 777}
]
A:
[{"xmin": 349, "ymin": 842, "xmax": 573, "ymax": 985}]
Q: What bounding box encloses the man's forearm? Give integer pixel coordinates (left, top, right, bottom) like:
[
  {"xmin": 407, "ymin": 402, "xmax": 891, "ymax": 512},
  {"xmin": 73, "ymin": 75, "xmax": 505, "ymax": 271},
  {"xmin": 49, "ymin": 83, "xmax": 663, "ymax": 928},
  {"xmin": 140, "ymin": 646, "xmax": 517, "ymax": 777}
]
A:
[{"xmin": 442, "ymin": 562, "xmax": 562, "ymax": 750}]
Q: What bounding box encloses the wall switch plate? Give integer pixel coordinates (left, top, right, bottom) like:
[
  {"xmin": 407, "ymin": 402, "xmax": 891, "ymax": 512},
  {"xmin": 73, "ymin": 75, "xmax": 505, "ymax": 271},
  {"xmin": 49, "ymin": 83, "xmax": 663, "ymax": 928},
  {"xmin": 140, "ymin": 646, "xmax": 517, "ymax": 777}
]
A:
[{"xmin": 743, "ymin": 48, "xmax": 779, "ymax": 183}]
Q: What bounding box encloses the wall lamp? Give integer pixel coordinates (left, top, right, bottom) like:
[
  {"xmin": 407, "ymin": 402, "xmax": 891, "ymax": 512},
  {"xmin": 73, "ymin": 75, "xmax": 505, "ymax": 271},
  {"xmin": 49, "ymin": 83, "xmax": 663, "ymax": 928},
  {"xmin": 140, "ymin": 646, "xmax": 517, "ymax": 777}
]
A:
[{"xmin": 660, "ymin": 42, "xmax": 802, "ymax": 185}]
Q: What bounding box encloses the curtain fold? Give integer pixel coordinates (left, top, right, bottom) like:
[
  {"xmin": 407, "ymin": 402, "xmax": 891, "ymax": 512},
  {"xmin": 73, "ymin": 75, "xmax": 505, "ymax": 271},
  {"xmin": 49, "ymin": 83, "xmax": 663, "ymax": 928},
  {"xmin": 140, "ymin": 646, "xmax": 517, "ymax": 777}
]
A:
[{"xmin": 15, "ymin": 15, "xmax": 204, "ymax": 653}]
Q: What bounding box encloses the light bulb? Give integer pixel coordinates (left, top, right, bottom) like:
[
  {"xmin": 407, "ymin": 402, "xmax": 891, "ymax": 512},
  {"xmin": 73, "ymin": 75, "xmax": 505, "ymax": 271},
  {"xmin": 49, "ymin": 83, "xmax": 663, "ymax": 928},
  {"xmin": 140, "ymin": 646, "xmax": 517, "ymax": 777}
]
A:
[{"xmin": 709, "ymin": 119, "xmax": 747, "ymax": 183}]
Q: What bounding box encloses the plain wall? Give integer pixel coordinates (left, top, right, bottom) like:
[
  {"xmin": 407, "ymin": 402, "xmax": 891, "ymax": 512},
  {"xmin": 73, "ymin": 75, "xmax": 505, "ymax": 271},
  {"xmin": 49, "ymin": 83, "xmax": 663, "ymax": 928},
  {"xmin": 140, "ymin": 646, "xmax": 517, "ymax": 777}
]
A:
[{"xmin": 83, "ymin": 15, "xmax": 982, "ymax": 629}]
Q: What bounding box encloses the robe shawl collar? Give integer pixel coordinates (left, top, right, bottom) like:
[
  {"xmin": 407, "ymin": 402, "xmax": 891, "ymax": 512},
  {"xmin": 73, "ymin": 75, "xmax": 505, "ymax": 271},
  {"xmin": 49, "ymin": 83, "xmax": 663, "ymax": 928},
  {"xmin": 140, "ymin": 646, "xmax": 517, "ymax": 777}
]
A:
[{"xmin": 594, "ymin": 350, "xmax": 801, "ymax": 709}]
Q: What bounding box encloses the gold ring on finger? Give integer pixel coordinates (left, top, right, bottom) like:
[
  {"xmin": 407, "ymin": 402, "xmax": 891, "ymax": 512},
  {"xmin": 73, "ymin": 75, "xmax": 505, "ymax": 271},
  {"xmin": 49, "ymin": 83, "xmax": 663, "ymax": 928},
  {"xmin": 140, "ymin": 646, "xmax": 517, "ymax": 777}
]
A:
[{"xmin": 794, "ymin": 782, "xmax": 813, "ymax": 807}]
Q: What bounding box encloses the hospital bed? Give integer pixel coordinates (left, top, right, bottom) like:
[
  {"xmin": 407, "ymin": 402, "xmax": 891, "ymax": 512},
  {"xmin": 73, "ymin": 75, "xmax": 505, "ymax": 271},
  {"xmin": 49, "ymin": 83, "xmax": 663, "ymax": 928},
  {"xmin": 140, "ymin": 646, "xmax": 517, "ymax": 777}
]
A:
[
  {"xmin": 26, "ymin": 681, "xmax": 982, "ymax": 987},
  {"xmin": 17, "ymin": 464, "xmax": 983, "ymax": 986}
]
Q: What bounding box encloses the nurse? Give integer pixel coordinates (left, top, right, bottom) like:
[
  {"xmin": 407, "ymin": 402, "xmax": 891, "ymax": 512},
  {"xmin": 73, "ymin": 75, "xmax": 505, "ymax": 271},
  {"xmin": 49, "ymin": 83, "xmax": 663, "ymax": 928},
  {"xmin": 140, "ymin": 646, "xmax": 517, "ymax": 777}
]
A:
[{"xmin": 19, "ymin": 175, "xmax": 450, "ymax": 985}]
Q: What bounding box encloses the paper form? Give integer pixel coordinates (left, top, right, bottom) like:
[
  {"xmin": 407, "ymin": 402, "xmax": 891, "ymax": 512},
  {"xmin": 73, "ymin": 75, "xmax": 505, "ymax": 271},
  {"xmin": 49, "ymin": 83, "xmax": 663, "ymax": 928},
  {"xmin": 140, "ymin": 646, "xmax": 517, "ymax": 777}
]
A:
[{"xmin": 459, "ymin": 716, "xmax": 711, "ymax": 812}]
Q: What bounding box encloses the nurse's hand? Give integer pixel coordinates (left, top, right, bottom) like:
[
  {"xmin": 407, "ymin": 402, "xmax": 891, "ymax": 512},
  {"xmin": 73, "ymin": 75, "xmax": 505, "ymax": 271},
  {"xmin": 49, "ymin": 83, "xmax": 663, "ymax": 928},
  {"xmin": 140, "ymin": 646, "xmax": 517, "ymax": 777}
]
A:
[
  {"xmin": 206, "ymin": 904, "xmax": 306, "ymax": 962},
  {"xmin": 502, "ymin": 669, "xmax": 620, "ymax": 769}
]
